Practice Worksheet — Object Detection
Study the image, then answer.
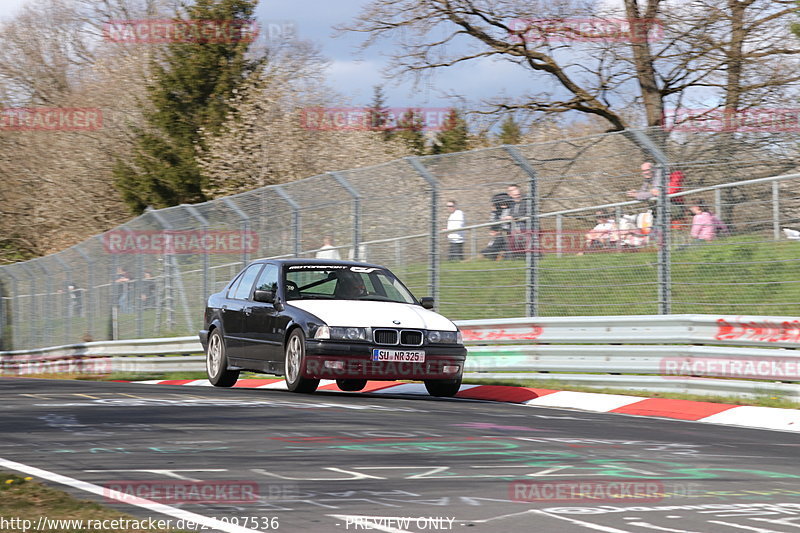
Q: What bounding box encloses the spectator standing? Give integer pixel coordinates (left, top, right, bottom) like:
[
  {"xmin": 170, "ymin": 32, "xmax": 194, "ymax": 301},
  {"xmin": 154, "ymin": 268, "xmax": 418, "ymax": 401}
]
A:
[
  {"xmin": 445, "ymin": 200, "xmax": 465, "ymax": 260},
  {"xmin": 689, "ymin": 201, "xmax": 716, "ymax": 242},
  {"xmin": 481, "ymin": 227, "xmax": 507, "ymax": 260},
  {"xmin": 113, "ymin": 267, "xmax": 131, "ymax": 313},
  {"xmin": 505, "ymin": 184, "xmax": 528, "ymax": 257},
  {"xmin": 627, "ymin": 161, "xmax": 687, "ymax": 223},
  {"xmin": 316, "ymin": 235, "xmax": 341, "ymax": 260}
]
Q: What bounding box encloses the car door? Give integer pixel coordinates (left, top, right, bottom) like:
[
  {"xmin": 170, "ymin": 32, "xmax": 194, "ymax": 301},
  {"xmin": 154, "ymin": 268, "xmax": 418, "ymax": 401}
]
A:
[
  {"xmin": 240, "ymin": 263, "xmax": 284, "ymax": 365},
  {"xmin": 222, "ymin": 263, "xmax": 263, "ymax": 361}
]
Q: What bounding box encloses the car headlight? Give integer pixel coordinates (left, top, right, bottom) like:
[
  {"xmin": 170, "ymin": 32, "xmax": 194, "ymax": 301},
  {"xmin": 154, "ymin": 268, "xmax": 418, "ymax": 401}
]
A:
[
  {"xmin": 313, "ymin": 325, "xmax": 369, "ymax": 342},
  {"xmin": 427, "ymin": 330, "xmax": 462, "ymax": 344}
]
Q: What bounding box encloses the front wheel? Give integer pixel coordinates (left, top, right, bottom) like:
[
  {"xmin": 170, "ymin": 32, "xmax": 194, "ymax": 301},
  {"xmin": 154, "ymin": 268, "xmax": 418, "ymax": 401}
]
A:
[
  {"xmin": 284, "ymin": 329, "xmax": 319, "ymax": 393},
  {"xmin": 424, "ymin": 379, "xmax": 461, "ymax": 397},
  {"xmin": 206, "ymin": 329, "xmax": 239, "ymax": 387}
]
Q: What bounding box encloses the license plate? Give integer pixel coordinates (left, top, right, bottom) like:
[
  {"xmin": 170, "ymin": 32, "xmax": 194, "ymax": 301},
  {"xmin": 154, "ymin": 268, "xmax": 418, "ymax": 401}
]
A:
[{"xmin": 372, "ymin": 349, "xmax": 426, "ymax": 362}]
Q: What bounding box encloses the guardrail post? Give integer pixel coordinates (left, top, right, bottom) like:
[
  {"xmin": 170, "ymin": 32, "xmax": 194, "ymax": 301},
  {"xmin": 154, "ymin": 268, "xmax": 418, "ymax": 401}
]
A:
[
  {"xmin": 503, "ymin": 146, "xmax": 539, "ymax": 317},
  {"xmin": 626, "ymin": 129, "xmax": 671, "ymax": 315},
  {"xmin": 773, "ymin": 181, "xmax": 780, "ymax": 241},
  {"xmin": 406, "ymin": 157, "xmax": 440, "ymax": 309},
  {"xmin": 329, "ymin": 171, "xmax": 362, "ymax": 261},
  {"xmin": 221, "ymin": 197, "xmax": 252, "ymax": 266},
  {"xmin": 274, "ymin": 187, "xmax": 301, "ymax": 258}
]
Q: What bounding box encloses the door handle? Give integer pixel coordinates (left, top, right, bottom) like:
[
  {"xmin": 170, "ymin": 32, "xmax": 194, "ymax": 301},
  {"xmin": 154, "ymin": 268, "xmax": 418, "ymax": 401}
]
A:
[
  {"xmin": 221, "ymin": 305, "xmax": 227, "ymax": 313},
  {"xmin": 243, "ymin": 307, "xmax": 253, "ymax": 316}
]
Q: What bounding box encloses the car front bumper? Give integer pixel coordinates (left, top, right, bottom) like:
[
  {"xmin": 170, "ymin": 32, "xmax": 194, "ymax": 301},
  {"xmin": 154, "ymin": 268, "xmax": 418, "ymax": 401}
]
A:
[{"xmin": 304, "ymin": 340, "xmax": 467, "ymax": 380}]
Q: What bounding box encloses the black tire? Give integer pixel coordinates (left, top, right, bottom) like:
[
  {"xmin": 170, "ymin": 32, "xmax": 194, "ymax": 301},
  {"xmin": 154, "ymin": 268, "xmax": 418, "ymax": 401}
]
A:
[
  {"xmin": 336, "ymin": 379, "xmax": 367, "ymax": 392},
  {"xmin": 206, "ymin": 329, "xmax": 239, "ymax": 387},
  {"xmin": 284, "ymin": 329, "xmax": 319, "ymax": 393},
  {"xmin": 424, "ymin": 378, "xmax": 462, "ymax": 397}
]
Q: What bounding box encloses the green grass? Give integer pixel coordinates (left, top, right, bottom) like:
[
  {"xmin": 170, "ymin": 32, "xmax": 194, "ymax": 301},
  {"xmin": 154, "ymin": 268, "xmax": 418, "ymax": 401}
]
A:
[
  {"xmin": 0, "ymin": 473, "xmax": 191, "ymax": 532},
  {"xmin": 398, "ymin": 234, "xmax": 800, "ymax": 320}
]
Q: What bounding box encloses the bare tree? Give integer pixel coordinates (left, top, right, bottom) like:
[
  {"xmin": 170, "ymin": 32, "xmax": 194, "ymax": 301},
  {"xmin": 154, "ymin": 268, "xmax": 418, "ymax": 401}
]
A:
[{"xmin": 340, "ymin": 0, "xmax": 800, "ymax": 131}]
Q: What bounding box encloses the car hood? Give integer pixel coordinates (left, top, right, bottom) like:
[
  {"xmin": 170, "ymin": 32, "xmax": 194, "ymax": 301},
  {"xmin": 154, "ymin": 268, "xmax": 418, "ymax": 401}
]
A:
[{"xmin": 288, "ymin": 300, "xmax": 457, "ymax": 330}]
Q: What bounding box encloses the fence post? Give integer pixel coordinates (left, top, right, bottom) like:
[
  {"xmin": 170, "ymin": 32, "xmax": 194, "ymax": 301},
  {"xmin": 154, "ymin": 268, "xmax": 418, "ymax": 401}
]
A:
[
  {"xmin": 221, "ymin": 197, "xmax": 252, "ymax": 266},
  {"xmin": 0, "ymin": 268, "xmax": 16, "ymax": 350},
  {"xmin": 54, "ymin": 255, "xmax": 73, "ymax": 345},
  {"xmin": 625, "ymin": 129, "xmax": 671, "ymax": 315},
  {"xmin": 503, "ymin": 146, "xmax": 539, "ymax": 318},
  {"xmin": 274, "ymin": 187, "xmax": 301, "ymax": 258},
  {"xmin": 773, "ymin": 181, "xmax": 780, "ymax": 241},
  {"xmin": 76, "ymin": 245, "xmax": 95, "ymax": 342},
  {"xmin": 17, "ymin": 263, "xmax": 37, "ymax": 348},
  {"xmin": 406, "ymin": 157, "xmax": 440, "ymax": 309},
  {"xmin": 145, "ymin": 210, "xmax": 193, "ymax": 334},
  {"xmin": 184, "ymin": 205, "xmax": 210, "ymax": 301},
  {"xmin": 328, "ymin": 171, "xmax": 362, "ymax": 261}
]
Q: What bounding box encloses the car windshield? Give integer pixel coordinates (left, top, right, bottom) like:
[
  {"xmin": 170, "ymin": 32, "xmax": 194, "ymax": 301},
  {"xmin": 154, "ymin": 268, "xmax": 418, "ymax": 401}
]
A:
[{"xmin": 284, "ymin": 265, "xmax": 418, "ymax": 304}]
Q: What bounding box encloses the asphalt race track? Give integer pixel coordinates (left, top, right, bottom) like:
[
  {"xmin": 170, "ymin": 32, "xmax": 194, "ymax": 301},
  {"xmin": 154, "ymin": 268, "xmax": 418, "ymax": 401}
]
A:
[{"xmin": 1, "ymin": 377, "xmax": 799, "ymax": 533}]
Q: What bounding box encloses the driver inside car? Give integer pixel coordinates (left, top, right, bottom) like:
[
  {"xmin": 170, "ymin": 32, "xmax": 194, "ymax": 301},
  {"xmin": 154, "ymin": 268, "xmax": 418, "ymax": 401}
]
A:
[{"xmin": 336, "ymin": 272, "xmax": 367, "ymax": 299}]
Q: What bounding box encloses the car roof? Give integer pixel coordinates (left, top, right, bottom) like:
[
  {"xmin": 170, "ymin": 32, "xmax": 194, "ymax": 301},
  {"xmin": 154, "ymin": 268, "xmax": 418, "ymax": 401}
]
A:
[{"xmin": 250, "ymin": 258, "xmax": 387, "ymax": 269}]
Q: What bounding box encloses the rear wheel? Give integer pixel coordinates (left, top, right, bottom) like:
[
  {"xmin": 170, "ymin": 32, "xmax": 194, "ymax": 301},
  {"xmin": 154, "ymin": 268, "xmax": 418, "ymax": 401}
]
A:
[
  {"xmin": 284, "ymin": 329, "xmax": 319, "ymax": 393},
  {"xmin": 336, "ymin": 379, "xmax": 367, "ymax": 392},
  {"xmin": 424, "ymin": 379, "xmax": 461, "ymax": 397},
  {"xmin": 206, "ymin": 329, "xmax": 239, "ymax": 387}
]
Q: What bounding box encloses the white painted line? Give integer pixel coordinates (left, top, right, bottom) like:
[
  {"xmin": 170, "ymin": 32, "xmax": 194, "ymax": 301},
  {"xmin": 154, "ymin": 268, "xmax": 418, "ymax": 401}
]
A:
[
  {"xmin": 699, "ymin": 406, "xmax": 800, "ymax": 432},
  {"xmin": 533, "ymin": 509, "xmax": 634, "ymax": 532},
  {"xmin": 525, "ymin": 390, "xmax": 642, "ymax": 412},
  {"xmin": 0, "ymin": 457, "xmax": 261, "ymax": 533}
]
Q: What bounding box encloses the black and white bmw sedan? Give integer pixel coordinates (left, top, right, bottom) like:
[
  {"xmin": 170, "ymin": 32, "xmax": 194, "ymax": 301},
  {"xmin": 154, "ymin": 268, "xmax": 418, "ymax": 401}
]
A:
[{"xmin": 199, "ymin": 259, "xmax": 467, "ymax": 396}]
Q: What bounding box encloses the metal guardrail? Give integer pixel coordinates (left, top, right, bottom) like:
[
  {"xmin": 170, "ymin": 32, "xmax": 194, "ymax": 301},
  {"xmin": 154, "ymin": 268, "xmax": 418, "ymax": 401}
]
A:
[{"xmin": 1, "ymin": 315, "xmax": 798, "ymax": 401}]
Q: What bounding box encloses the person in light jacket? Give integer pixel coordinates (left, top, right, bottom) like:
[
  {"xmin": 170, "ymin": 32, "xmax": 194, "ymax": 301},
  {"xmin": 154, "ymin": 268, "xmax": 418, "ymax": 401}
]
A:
[{"xmin": 689, "ymin": 201, "xmax": 716, "ymax": 242}]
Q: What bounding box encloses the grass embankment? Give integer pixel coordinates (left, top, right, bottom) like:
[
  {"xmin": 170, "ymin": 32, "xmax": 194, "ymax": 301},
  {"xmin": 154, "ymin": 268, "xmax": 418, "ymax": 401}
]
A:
[
  {"xmin": 399, "ymin": 234, "xmax": 800, "ymax": 320},
  {"xmin": 0, "ymin": 474, "xmax": 190, "ymax": 533}
]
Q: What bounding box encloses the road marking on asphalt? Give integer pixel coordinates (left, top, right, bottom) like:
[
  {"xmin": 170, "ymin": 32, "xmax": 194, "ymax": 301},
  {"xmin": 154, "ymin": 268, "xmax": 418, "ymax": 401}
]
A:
[
  {"xmin": 0, "ymin": 457, "xmax": 261, "ymax": 533},
  {"xmin": 531, "ymin": 510, "xmax": 634, "ymax": 533}
]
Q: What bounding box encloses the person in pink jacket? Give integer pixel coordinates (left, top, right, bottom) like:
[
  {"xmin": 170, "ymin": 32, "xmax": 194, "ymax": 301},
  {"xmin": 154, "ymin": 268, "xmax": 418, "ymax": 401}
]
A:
[{"xmin": 689, "ymin": 201, "xmax": 716, "ymax": 241}]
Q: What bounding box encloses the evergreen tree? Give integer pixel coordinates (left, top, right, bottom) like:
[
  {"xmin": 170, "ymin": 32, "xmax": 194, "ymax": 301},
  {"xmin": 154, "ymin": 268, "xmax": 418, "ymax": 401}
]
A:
[
  {"xmin": 430, "ymin": 108, "xmax": 468, "ymax": 154},
  {"xmin": 393, "ymin": 109, "xmax": 426, "ymax": 155},
  {"xmin": 367, "ymin": 84, "xmax": 392, "ymax": 140},
  {"xmin": 114, "ymin": 0, "xmax": 262, "ymax": 212},
  {"xmin": 498, "ymin": 115, "xmax": 522, "ymax": 145}
]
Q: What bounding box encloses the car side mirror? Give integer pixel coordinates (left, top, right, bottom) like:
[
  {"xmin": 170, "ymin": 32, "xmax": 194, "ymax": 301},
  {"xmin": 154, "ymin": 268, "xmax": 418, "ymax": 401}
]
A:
[
  {"xmin": 253, "ymin": 289, "xmax": 275, "ymax": 303},
  {"xmin": 420, "ymin": 297, "xmax": 434, "ymax": 309}
]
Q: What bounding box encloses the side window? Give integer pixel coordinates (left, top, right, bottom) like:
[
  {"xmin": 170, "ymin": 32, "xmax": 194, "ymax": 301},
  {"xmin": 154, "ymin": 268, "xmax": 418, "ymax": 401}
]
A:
[
  {"xmin": 254, "ymin": 264, "xmax": 279, "ymax": 293},
  {"xmin": 231, "ymin": 264, "xmax": 262, "ymax": 300}
]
